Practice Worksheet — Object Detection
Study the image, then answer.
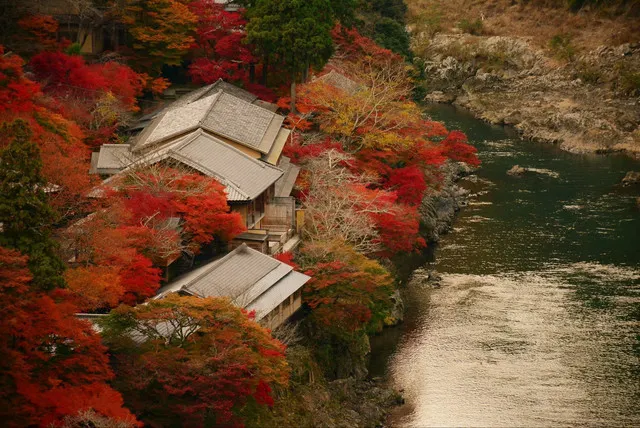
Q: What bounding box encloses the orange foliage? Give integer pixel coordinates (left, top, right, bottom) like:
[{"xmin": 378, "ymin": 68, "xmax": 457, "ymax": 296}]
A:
[
  {"xmin": 17, "ymin": 15, "xmax": 59, "ymax": 51},
  {"xmin": 0, "ymin": 246, "xmax": 138, "ymax": 426},
  {"xmin": 64, "ymin": 266, "xmax": 124, "ymax": 312},
  {"xmin": 101, "ymin": 295, "xmax": 289, "ymax": 427}
]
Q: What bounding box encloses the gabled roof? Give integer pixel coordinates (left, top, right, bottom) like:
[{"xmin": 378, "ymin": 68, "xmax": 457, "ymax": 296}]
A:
[
  {"xmin": 314, "ymin": 70, "xmax": 361, "ymax": 94},
  {"xmin": 132, "ymin": 83, "xmax": 284, "ymax": 155},
  {"xmin": 93, "ymin": 144, "xmax": 133, "ymax": 173},
  {"xmin": 274, "ymin": 156, "xmax": 301, "ymax": 198},
  {"xmin": 155, "ymin": 244, "xmax": 310, "ymax": 320},
  {"xmin": 103, "ymin": 130, "xmax": 283, "ymax": 202}
]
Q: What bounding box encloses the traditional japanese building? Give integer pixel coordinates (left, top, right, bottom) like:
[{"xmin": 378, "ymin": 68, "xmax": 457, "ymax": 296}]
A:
[
  {"xmin": 155, "ymin": 243, "xmax": 310, "ymax": 329},
  {"xmin": 91, "ymin": 81, "xmax": 301, "ymax": 254}
]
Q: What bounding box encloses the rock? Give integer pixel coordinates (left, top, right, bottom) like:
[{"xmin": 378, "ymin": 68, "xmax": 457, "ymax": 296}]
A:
[
  {"xmin": 507, "ymin": 165, "xmax": 527, "ymax": 176},
  {"xmin": 417, "ymin": 33, "xmax": 640, "ymax": 157},
  {"xmin": 622, "ymin": 171, "xmax": 640, "ymax": 186},
  {"xmin": 419, "ymin": 160, "xmax": 474, "ymax": 243},
  {"xmin": 508, "ymin": 165, "xmax": 560, "ymax": 178},
  {"xmin": 385, "ymin": 290, "xmax": 405, "ymax": 325},
  {"xmin": 425, "ymin": 90, "xmax": 456, "ymax": 103}
]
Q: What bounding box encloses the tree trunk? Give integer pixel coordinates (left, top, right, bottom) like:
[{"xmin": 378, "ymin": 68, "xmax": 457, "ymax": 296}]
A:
[
  {"xmin": 249, "ymin": 63, "xmax": 255, "ymax": 83},
  {"xmin": 303, "ymin": 62, "xmax": 309, "ymax": 83},
  {"xmin": 290, "ymin": 72, "xmax": 297, "ymax": 115}
]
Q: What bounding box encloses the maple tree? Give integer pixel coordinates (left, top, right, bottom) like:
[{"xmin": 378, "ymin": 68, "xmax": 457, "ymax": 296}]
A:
[
  {"xmin": 16, "ymin": 14, "xmax": 59, "ymax": 53},
  {"xmin": 100, "ymin": 294, "xmax": 290, "ymax": 427},
  {"xmin": 30, "ymin": 51, "xmax": 145, "ymax": 147},
  {"xmin": 115, "ymin": 164, "xmax": 246, "ymax": 253},
  {"xmin": 120, "ymin": 0, "xmax": 197, "ymax": 75},
  {"xmin": 296, "ymin": 240, "xmax": 394, "ymax": 377},
  {"xmin": 187, "ymin": 1, "xmax": 256, "ymax": 85},
  {"xmin": 0, "ymin": 47, "xmax": 94, "ymax": 219},
  {"xmin": 59, "ymin": 165, "xmax": 242, "ymax": 311},
  {"xmin": 0, "ymin": 246, "xmax": 138, "ymax": 427}
]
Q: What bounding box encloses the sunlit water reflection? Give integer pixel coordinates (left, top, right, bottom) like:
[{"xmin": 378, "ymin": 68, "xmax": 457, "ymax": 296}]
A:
[{"xmin": 375, "ymin": 105, "xmax": 640, "ymax": 427}]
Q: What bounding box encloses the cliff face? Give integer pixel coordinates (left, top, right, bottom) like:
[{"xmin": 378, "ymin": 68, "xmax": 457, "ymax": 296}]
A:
[{"xmin": 411, "ymin": 1, "xmax": 640, "ymax": 157}]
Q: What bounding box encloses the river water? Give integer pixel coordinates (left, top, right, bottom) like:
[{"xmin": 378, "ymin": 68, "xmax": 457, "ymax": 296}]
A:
[{"xmin": 374, "ymin": 105, "xmax": 640, "ymax": 427}]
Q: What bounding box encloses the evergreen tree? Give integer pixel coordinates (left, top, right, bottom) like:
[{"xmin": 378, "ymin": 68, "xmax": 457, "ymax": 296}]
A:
[
  {"xmin": 246, "ymin": 0, "xmax": 335, "ymax": 113},
  {"xmin": 0, "ymin": 120, "xmax": 65, "ymax": 290}
]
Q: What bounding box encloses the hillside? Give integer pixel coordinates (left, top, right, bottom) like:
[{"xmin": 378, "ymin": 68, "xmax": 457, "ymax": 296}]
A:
[{"xmin": 410, "ymin": 0, "xmax": 640, "ymax": 155}]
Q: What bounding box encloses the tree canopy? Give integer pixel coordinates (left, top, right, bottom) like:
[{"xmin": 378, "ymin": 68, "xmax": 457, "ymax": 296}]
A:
[{"xmin": 0, "ymin": 120, "xmax": 65, "ymax": 290}]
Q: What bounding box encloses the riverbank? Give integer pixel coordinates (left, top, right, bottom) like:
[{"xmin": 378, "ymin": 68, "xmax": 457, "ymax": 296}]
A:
[{"xmin": 410, "ymin": 1, "xmax": 640, "ymax": 157}]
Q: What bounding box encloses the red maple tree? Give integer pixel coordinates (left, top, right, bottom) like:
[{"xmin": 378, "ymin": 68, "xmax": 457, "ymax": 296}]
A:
[{"xmin": 0, "ymin": 246, "xmax": 138, "ymax": 426}]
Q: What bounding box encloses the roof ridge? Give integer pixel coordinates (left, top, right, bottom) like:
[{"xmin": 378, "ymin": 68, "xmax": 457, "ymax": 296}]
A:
[{"xmin": 198, "ymin": 90, "xmax": 223, "ymax": 128}]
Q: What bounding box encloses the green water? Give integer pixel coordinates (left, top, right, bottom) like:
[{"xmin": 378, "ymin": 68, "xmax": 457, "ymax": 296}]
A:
[{"xmin": 379, "ymin": 104, "xmax": 640, "ymax": 427}]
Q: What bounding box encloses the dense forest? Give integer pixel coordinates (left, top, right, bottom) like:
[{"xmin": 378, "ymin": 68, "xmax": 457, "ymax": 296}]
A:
[{"xmin": 0, "ymin": 0, "xmax": 482, "ymax": 426}]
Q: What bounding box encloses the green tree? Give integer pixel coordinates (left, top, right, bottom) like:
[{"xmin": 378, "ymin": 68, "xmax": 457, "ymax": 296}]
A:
[
  {"xmin": 246, "ymin": 0, "xmax": 335, "ymax": 113},
  {"xmin": 374, "ymin": 17, "xmax": 411, "ymax": 58},
  {"xmin": 0, "ymin": 120, "xmax": 64, "ymax": 290}
]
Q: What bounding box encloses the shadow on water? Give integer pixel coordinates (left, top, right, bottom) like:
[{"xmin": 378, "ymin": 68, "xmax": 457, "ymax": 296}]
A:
[{"xmin": 370, "ymin": 103, "xmax": 640, "ymax": 427}]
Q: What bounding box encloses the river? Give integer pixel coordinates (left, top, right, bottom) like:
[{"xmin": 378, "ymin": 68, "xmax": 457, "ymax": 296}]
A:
[{"xmin": 372, "ymin": 105, "xmax": 640, "ymax": 427}]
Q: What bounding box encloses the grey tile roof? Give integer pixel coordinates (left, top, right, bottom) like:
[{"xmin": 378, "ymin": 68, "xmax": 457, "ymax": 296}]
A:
[
  {"xmin": 154, "ymin": 244, "xmax": 310, "ymax": 318},
  {"xmin": 103, "ymin": 130, "xmax": 283, "ymax": 202},
  {"xmin": 314, "ymin": 70, "xmax": 361, "ymax": 94},
  {"xmin": 247, "ymin": 270, "xmax": 310, "ymax": 321},
  {"xmin": 134, "ymin": 94, "xmax": 219, "ymax": 151},
  {"xmin": 200, "ymin": 92, "xmax": 284, "ymax": 153},
  {"xmin": 95, "ymin": 144, "xmax": 133, "ymax": 171},
  {"xmin": 173, "ymin": 131, "xmax": 283, "ymax": 200},
  {"xmin": 275, "ymin": 156, "xmax": 301, "ymax": 198},
  {"xmin": 133, "ymin": 89, "xmax": 285, "ymax": 155}
]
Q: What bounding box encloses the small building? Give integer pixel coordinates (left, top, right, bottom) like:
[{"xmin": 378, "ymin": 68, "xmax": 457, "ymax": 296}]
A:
[
  {"xmin": 91, "ymin": 81, "xmax": 301, "ymax": 254},
  {"xmin": 32, "ymin": 0, "xmax": 113, "ymax": 55},
  {"xmin": 155, "ymin": 244, "xmax": 311, "ymax": 329}
]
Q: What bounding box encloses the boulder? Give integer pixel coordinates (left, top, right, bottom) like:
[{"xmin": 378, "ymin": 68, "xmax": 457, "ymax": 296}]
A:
[
  {"xmin": 507, "ymin": 165, "xmax": 527, "ymax": 176},
  {"xmin": 622, "ymin": 171, "xmax": 640, "ymax": 186}
]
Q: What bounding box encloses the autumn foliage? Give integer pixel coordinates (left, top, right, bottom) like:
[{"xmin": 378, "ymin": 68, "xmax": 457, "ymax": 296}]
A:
[
  {"xmin": 0, "ymin": 247, "xmax": 138, "ymax": 427},
  {"xmin": 188, "ymin": 1, "xmax": 255, "ymax": 84},
  {"xmin": 100, "ymin": 295, "xmax": 289, "ymax": 427},
  {"xmin": 30, "ymin": 51, "xmax": 145, "ymax": 147},
  {"xmin": 60, "ymin": 166, "xmax": 244, "ymax": 312},
  {"xmin": 280, "ymin": 27, "xmax": 478, "ymax": 256},
  {"xmin": 0, "ymin": 47, "xmax": 93, "ymax": 218}
]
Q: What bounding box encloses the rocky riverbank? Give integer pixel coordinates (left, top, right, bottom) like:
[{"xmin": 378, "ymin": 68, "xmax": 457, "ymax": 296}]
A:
[
  {"xmin": 420, "ymin": 160, "xmax": 473, "ymax": 242},
  {"xmin": 417, "ymin": 33, "xmax": 640, "ymax": 157}
]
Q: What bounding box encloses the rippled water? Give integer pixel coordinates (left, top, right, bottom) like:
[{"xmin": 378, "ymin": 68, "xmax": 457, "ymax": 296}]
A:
[{"xmin": 376, "ymin": 105, "xmax": 640, "ymax": 427}]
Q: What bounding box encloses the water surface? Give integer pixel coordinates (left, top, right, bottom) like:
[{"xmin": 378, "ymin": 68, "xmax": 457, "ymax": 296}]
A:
[{"xmin": 379, "ymin": 105, "xmax": 640, "ymax": 427}]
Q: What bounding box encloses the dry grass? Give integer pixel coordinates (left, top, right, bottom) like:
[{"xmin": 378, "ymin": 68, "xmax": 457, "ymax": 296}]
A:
[{"xmin": 407, "ymin": 0, "xmax": 640, "ymax": 52}]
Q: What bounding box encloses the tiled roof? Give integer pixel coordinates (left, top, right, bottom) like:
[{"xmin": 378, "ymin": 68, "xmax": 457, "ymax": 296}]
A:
[
  {"xmin": 134, "ymin": 94, "xmax": 220, "ymax": 151},
  {"xmin": 95, "ymin": 144, "xmax": 133, "ymax": 171},
  {"xmin": 106, "ymin": 130, "xmax": 283, "ymax": 202},
  {"xmin": 154, "ymin": 244, "xmax": 310, "ymax": 320},
  {"xmin": 247, "ymin": 270, "xmax": 309, "ymax": 320},
  {"xmin": 200, "ymin": 92, "xmax": 284, "ymax": 153},
  {"xmin": 174, "ymin": 131, "xmax": 283, "ymax": 200},
  {"xmin": 275, "ymin": 156, "xmax": 301, "ymax": 198},
  {"xmin": 132, "ymin": 83, "xmax": 284, "ymax": 155},
  {"xmin": 314, "ymin": 70, "xmax": 361, "ymax": 94}
]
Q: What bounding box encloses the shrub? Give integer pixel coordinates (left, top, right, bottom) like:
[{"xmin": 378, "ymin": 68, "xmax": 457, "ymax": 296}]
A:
[
  {"xmin": 549, "ymin": 33, "xmax": 576, "ymax": 61},
  {"xmin": 458, "ymin": 18, "xmax": 484, "ymax": 35}
]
